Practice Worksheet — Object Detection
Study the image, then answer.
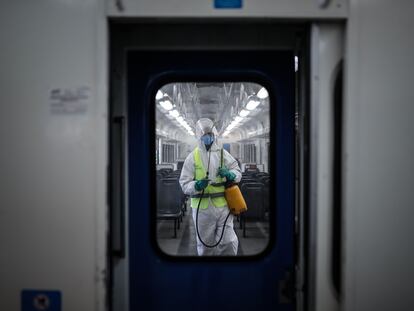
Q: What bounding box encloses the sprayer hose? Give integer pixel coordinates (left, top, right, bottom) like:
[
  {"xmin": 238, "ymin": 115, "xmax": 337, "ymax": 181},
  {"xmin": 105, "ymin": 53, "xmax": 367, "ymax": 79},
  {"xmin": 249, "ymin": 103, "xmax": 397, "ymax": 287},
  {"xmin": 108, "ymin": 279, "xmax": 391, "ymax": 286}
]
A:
[
  {"xmin": 195, "ymin": 146, "xmax": 231, "ymax": 249},
  {"xmin": 195, "ymin": 190, "xmax": 231, "ymax": 248}
]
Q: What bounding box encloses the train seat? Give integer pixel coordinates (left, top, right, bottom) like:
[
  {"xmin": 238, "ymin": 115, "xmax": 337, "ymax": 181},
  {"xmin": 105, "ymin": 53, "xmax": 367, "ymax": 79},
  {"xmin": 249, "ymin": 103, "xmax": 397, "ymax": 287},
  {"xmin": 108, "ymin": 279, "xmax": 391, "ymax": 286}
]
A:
[
  {"xmin": 156, "ymin": 178, "xmax": 183, "ymax": 238},
  {"xmin": 240, "ymin": 182, "xmax": 266, "ymax": 237}
]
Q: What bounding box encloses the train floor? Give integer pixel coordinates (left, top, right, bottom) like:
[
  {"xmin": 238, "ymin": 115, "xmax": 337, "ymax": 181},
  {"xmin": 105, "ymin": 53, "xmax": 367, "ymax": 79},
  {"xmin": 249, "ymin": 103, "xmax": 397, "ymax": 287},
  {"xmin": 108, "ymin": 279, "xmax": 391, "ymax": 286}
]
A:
[{"xmin": 157, "ymin": 202, "xmax": 269, "ymax": 256}]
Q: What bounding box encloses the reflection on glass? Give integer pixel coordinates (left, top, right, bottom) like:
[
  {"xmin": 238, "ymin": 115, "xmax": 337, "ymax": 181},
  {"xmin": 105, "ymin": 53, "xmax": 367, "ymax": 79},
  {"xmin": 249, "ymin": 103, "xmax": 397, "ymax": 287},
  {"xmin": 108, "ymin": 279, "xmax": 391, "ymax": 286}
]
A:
[{"xmin": 155, "ymin": 82, "xmax": 270, "ymax": 257}]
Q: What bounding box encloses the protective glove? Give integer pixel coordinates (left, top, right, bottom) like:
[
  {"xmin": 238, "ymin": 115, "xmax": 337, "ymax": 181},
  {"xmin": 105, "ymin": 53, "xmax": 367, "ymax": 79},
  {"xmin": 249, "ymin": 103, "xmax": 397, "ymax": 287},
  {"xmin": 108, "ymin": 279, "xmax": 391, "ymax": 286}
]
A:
[
  {"xmin": 195, "ymin": 179, "xmax": 209, "ymax": 191},
  {"xmin": 217, "ymin": 167, "xmax": 236, "ymax": 181}
]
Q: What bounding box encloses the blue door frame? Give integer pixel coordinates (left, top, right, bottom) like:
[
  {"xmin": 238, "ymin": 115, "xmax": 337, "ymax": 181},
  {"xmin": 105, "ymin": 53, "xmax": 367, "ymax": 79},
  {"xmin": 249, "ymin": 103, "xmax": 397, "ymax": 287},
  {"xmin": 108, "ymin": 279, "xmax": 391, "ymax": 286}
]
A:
[{"xmin": 127, "ymin": 50, "xmax": 295, "ymax": 310}]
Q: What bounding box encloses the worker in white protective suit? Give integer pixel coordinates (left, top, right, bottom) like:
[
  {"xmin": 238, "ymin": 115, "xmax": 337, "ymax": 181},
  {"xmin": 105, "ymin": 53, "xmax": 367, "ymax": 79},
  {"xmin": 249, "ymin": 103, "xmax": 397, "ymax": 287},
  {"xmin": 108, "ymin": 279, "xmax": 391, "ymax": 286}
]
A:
[{"xmin": 179, "ymin": 118, "xmax": 241, "ymax": 256}]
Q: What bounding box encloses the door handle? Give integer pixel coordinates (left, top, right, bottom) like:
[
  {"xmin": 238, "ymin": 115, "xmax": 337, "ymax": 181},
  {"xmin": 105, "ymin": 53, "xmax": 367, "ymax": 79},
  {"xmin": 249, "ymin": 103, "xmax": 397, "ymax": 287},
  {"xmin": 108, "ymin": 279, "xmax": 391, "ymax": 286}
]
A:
[
  {"xmin": 279, "ymin": 268, "xmax": 295, "ymax": 304},
  {"xmin": 111, "ymin": 116, "xmax": 126, "ymax": 258}
]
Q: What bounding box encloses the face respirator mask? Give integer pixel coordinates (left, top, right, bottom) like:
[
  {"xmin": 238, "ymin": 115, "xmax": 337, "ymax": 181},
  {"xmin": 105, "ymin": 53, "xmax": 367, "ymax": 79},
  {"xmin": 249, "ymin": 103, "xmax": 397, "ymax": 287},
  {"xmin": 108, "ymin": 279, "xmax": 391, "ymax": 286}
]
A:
[{"xmin": 201, "ymin": 133, "xmax": 214, "ymax": 148}]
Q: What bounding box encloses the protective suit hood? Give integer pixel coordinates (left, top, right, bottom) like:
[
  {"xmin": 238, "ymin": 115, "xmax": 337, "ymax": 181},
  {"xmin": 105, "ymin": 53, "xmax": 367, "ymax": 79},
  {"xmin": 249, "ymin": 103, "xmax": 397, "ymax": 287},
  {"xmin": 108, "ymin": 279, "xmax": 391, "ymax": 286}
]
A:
[{"xmin": 195, "ymin": 118, "xmax": 220, "ymax": 152}]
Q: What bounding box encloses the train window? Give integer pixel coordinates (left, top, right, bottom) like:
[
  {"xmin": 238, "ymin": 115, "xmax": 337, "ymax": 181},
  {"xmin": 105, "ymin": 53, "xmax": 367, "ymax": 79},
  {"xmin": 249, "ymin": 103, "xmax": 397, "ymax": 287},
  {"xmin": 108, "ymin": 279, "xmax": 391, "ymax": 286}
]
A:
[
  {"xmin": 155, "ymin": 82, "xmax": 271, "ymax": 257},
  {"xmin": 244, "ymin": 143, "xmax": 257, "ymax": 163},
  {"xmin": 162, "ymin": 143, "xmax": 175, "ymax": 163}
]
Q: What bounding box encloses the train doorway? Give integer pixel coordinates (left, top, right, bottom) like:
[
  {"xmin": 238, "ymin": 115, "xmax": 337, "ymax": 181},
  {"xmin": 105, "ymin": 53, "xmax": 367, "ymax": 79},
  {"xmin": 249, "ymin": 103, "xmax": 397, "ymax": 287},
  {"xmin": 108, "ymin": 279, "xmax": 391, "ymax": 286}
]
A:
[{"xmin": 109, "ymin": 22, "xmax": 309, "ymax": 311}]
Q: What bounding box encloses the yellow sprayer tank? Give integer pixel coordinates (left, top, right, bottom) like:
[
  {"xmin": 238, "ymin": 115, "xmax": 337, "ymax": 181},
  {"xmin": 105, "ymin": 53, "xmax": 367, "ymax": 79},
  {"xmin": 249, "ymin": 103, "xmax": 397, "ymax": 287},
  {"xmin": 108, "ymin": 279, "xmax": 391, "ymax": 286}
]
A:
[{"xmin": 225, "ymin": 184, "xmax": 247, "ymax": 215}]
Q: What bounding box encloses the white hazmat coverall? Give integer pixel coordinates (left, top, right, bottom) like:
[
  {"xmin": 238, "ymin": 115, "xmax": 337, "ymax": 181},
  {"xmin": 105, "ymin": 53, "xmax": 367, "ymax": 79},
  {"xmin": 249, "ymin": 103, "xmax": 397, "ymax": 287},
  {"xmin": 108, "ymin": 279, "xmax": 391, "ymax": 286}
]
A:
[{"xmin": 179, "ymin": 118, "xmax": 241, "ymax": 256}]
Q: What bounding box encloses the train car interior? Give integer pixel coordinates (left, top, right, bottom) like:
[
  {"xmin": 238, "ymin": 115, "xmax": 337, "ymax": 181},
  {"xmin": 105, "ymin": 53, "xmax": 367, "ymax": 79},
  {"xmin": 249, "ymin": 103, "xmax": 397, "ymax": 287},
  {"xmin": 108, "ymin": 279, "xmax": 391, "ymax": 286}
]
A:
[{"xmin": 155, "ymin": 82, "xmax": 271, "ymax": 256}]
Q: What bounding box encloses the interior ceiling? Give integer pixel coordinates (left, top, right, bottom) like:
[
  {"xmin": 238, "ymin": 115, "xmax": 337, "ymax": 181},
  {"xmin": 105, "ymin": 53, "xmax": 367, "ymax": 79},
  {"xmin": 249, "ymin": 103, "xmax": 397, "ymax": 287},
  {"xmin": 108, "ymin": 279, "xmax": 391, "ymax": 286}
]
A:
[{"xmin": 156, "ymin": 82, "xmax": 270, "ymax": 141}]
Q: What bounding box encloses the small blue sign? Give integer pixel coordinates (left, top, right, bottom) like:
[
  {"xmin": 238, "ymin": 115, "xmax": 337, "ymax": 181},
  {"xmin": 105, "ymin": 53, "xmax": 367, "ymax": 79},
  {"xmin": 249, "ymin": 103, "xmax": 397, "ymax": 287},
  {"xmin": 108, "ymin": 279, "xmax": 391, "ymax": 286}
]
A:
[
  {"xmin": 21, "ymin": 290, "xmax": 61, "ymax": 311},
  {"xmin": 214, "ymin": 0, "xmax": 242, "ymax": 9}
]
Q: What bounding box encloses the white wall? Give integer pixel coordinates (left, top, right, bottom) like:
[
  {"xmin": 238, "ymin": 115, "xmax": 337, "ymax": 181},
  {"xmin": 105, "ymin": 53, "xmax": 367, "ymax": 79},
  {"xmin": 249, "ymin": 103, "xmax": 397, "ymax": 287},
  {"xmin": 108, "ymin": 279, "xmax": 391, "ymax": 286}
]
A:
[
  {"xmin": 344, "ymin": 1, "xmax": 414, "ymax": 310},
  {"xmin": 0, "ymin": 1, "xmax": 107, "ymax": 310}
]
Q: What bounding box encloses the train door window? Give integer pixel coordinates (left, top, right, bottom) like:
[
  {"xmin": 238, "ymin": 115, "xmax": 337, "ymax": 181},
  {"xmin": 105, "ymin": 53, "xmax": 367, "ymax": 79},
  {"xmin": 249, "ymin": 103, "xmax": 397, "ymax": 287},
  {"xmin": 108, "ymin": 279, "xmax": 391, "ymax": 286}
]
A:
[{"xmin": 155, "ymin": 82, "xmax": 271, "ymax": 257}]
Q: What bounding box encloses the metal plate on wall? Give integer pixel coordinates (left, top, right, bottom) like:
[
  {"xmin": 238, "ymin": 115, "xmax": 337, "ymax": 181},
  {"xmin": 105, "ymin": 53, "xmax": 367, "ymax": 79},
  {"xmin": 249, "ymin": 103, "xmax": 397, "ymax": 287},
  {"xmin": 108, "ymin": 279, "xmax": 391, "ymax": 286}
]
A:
[{"xmin": 107, "ymin": 0, "xmax": 347, "ymax": 19}]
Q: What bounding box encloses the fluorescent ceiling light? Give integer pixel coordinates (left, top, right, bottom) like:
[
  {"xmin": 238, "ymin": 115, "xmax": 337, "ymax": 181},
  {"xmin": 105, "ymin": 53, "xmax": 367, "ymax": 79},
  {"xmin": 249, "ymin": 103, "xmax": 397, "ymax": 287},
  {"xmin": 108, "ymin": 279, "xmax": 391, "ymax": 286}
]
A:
[
  {"xmin": 235, "ymin": 116, "xmax": 243, "ymax": 123},
  {"xmin": 156, "ymin": 90, "xmax": 164, "ymax": 100},
  {"xmin": 257, "ymin": 87, "xmax": 269, "ymax": 99},
  {"xmin": 295, "ymin": 56, "xmax": 298, "ymax": 72},
  {"xmin": 246, "ymin": 100, "xmax": 260, "ymax": 110},
  {"xmin": 169, "ymin": 109, "xmax": 179, "ymax": 118},
  {"xmin": 160, "ymin": 100, "xmax": 173, "ymax": 111},
  {"xmin": 227, "ymin": 123, "xmax": 236, "ymax": 130},
  {"xmin": 239, "ymin": 109, "xmax": 250, "ymax": 117},
  {"xmin": 177, "ymin": 116, "xmax": 184, "ymax": 122}
]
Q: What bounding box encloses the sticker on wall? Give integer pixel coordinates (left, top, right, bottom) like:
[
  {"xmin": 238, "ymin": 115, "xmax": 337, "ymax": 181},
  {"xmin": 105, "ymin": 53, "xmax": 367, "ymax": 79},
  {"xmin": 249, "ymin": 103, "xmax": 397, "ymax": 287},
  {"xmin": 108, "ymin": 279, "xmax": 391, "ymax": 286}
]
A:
[
  {"xmin": 21, "ymin": 290, "xmax": 61, "ymax": 311},
  {"xmin": 49, "ymin": 86, "xmax": 90, "ymax": 114},
  {"xmin": 214, "ymin": 0, "xmax": 242, "ymax": 9}
]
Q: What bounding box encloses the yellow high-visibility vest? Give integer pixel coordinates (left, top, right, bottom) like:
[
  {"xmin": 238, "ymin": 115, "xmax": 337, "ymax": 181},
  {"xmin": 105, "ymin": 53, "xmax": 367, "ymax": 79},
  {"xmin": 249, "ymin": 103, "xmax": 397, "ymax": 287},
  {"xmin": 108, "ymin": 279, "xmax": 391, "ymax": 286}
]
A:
[{"xmin": 190, "ymin": 147, "xmax": 227, "ymax": 209}]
